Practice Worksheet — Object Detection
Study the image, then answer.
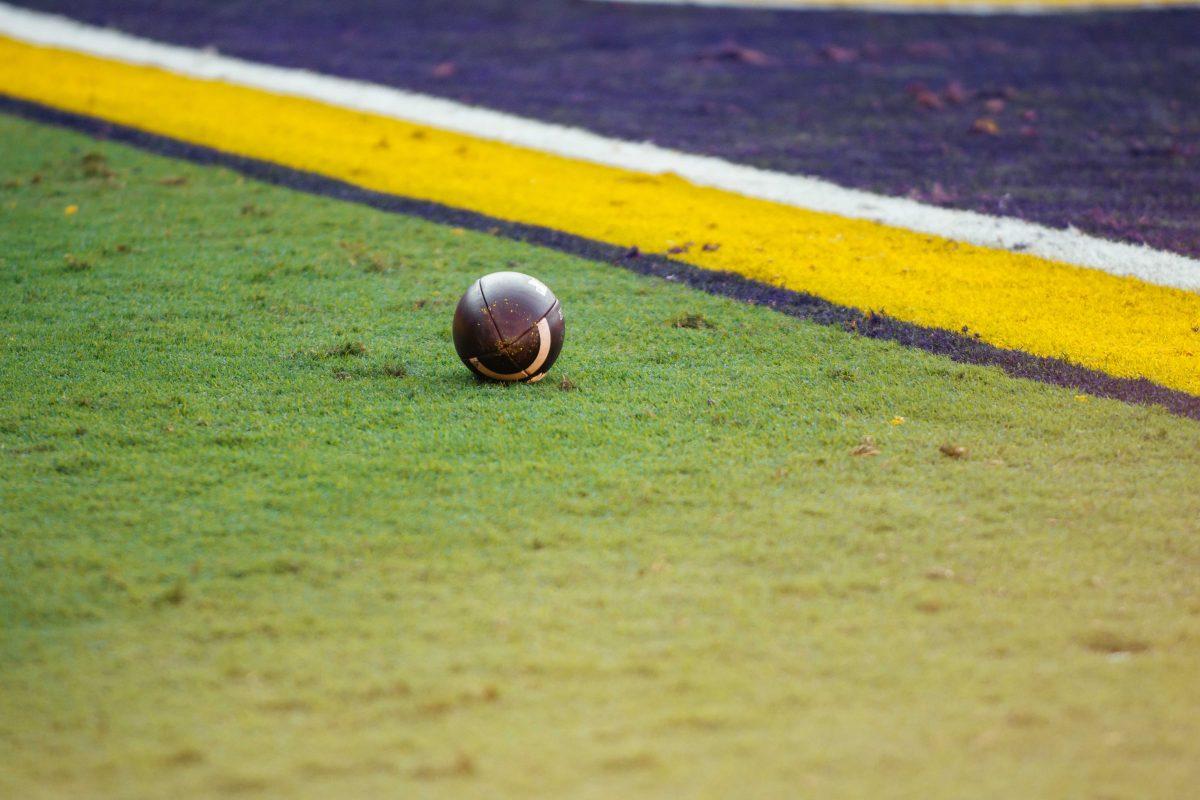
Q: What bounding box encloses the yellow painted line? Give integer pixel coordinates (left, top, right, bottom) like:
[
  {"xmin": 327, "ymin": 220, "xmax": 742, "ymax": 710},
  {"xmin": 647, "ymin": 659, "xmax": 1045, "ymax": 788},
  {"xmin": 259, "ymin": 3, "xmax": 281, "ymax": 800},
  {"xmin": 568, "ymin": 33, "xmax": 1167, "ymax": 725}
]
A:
[{"xmin": 1, "ymin": 36, "xmax": 1197, "ymax": 395}]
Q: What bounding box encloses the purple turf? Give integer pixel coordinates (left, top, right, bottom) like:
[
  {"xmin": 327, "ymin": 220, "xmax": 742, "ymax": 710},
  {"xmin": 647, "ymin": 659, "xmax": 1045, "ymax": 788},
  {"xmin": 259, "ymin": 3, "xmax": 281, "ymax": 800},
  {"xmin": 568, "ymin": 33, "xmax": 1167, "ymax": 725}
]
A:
[{"xmin": 12, "ymin": 0, "xmax": 1200, "ymax": 258}]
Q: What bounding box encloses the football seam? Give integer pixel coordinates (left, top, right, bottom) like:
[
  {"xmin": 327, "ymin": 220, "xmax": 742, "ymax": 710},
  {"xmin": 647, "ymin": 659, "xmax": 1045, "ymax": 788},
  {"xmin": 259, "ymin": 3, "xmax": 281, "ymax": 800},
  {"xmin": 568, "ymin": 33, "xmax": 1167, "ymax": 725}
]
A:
[
  {"xmin": 507, "ymin": 300, "xmax": 559, "ymax": 355},
  {"xmin": 475, "ymin": 279, "xmax": 523, "ymax": 375},
  {"xmin": 471, "ymin": 301, "xmax": 561, "ymax": 379}
]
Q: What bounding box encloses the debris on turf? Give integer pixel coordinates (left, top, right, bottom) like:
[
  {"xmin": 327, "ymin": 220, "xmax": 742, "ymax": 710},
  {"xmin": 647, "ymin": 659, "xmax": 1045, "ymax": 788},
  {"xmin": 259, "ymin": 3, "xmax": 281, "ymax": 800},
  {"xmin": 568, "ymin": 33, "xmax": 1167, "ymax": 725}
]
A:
[
  {"xmin": 671, "ymin": 312, "xmax": 715, "ymax": 329},
  {"xmin": 339, "ymin": 240, "xmax": 395, "ymax": 273},
  {"xmin": 62, "ymin": 253, "xmax": 91, "ymax": 271},
  {"xmin": 698, "ymin": 40, "xmax": 774, "ymax": 67},
  {"xmin": 970, "ymin": 117, "xmax": 1001, "ymax": 136},
  {"xmin": 382, "ymin": 363, "xmax": 408, "ymax": 378},
  {"xmin": 850, "ymin": 437, "xmax": 881, "ymax": 457},
  {"xmin": 323, "ymin": 341, "xmax": 367, "ymax": 358},
  {"xmin": 152, "ymin": 579, "xmax": 187, "ymax": 607},
  {"xmin": 411, "ymin": 752, "xmax": 476, "ymax": 780},
  {"xmin": 1079, "ymin": 630, "xmax": 1151, "ymax": 655},
  {"xmin": 80, "ymin": 151, "xmax": 115, "ymax": 179},
  {"xmin": 239, "ymin": 202, "xmax": 270, "ymax": 218}
]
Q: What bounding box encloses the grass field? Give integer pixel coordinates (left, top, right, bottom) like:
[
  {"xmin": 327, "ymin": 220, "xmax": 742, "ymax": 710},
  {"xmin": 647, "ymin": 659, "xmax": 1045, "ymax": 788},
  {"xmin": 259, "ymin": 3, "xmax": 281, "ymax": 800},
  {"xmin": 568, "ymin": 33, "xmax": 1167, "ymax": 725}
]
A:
[{"xmin": 2, "ymin": 114, "xmax": 1199, "ymax": 799}]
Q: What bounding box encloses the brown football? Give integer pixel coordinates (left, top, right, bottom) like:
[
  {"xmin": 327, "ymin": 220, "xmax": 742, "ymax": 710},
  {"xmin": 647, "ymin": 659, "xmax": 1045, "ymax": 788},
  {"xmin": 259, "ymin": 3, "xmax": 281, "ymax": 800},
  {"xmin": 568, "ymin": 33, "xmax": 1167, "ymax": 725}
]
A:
[{"xmin": 452, "ymin": 271, "xmax": 565, "ymax": 382}]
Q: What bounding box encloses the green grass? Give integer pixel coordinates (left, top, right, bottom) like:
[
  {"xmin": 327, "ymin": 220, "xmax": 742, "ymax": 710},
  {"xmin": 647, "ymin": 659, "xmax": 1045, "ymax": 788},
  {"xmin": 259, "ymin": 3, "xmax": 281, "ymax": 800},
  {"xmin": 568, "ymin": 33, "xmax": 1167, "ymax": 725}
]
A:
[{"xmin": 1, "ymin": 113, "xmax": 1199, "ymax": 799}]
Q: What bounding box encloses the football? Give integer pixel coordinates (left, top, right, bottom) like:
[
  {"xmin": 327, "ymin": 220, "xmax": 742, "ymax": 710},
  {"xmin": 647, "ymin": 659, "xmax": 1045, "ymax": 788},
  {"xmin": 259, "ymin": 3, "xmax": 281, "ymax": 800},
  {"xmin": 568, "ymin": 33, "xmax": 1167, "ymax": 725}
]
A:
[{"xmin": 452, "ymin": 271, "xmax": 565, "ymax": 382}]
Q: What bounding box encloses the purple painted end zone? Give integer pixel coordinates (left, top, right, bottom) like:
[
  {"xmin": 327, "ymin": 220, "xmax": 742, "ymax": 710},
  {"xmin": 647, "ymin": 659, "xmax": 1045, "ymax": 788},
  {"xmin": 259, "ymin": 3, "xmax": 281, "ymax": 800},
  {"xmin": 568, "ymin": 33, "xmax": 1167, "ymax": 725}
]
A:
[{"xmin": 12, "ymin": 0, "xmax": 1200, "ymax": 259}]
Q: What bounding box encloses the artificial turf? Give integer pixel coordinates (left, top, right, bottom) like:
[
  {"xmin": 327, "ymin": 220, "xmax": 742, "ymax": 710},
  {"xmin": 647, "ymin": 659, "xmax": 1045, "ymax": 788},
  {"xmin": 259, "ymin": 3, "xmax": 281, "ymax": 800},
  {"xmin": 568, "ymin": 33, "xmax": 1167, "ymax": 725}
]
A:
[{"xmin": 1, "ymin": 114, "xmax": 1198, "ymax": 799}]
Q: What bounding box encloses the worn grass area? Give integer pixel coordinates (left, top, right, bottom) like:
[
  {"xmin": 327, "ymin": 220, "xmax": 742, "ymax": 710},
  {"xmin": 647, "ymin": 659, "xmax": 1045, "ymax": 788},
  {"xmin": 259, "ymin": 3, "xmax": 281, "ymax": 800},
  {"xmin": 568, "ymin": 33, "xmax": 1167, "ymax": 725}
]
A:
[{"xmin": 1, "ymin": 114, "xmax": 1198, "ymax": 799}]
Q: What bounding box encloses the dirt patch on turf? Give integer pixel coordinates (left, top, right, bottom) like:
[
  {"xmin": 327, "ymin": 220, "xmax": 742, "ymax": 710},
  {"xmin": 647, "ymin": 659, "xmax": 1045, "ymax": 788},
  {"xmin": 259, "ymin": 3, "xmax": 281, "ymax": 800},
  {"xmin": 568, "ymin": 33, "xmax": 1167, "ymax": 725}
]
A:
[
  {"xmin": 324, "ymin": 340, "xmax": 367, "ymax": 358},
  {"xmin": 671, "ymin": 312, "xmax": 715, "ymax": 329},
  {"xmin": 851, "ymin": 437, "xmax": 880, "ymax": 457},
  {"xmin": 411, "ymin": 752, "xmax": 476, "ymax": 780},
  {"xmin": 599, "ymin": 752, "xmax": 660, "ymax": 772},
  {"xmin": 1079, "ymin": 630, "xmax": 1151, "ymax": 655}
]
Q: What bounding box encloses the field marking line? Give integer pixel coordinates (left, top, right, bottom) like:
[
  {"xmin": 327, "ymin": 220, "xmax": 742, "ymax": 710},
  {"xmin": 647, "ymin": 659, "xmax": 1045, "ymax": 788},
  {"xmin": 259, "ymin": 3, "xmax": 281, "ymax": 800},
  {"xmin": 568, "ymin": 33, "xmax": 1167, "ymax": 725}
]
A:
[{"xmin": 0, "ymin": 2, "xmax": 1196, "ymax": 292}]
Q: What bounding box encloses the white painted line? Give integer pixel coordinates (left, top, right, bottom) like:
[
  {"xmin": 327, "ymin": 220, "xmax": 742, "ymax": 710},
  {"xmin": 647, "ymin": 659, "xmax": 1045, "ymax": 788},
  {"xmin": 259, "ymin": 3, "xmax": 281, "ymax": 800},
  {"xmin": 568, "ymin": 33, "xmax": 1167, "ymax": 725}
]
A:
[{"xmin": 0, "ymin": 2, "xmax": 1196, "ymax": 290}]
